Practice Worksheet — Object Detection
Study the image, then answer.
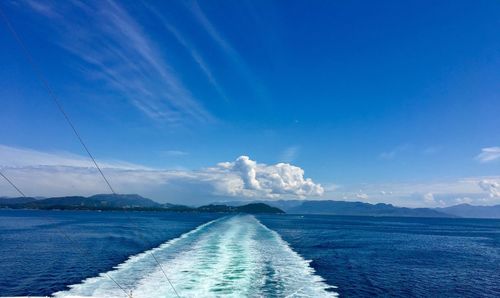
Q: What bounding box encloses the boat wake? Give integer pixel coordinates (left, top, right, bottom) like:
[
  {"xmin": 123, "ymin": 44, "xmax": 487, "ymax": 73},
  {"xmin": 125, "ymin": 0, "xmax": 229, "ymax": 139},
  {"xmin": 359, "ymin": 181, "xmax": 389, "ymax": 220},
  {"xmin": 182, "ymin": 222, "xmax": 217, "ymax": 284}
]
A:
[{"xmin": 53, "ymin": 215, "xmax": 337, "ymax": 297}]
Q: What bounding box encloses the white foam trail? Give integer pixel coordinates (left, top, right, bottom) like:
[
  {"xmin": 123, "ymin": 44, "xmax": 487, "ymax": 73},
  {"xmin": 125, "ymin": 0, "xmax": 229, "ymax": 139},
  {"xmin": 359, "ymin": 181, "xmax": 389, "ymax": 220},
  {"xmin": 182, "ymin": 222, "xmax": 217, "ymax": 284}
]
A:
[{"xmin": 54, "ymin": 215, "xmax": 337, "ymax": 297}]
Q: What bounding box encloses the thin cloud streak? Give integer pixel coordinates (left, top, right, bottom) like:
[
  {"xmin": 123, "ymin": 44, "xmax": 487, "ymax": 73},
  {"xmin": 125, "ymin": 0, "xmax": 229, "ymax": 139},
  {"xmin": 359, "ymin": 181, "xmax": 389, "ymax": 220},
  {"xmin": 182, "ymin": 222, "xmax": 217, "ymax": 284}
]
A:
[
  {"xmin": 189, "ymin": 1, "xmax": 235, "ymax": 58},
  {"xmin": 476, "ymin": 147, "xmax": 500, "ymax": 163},
  {"xmin": 187, "ymin": 0, "xmax": 266, "ymax": 100},
  {"xmin": 0, "ymin": 144, "xmax": 151, "ymax": 171},
  {"xmin": 145, "ymin": 5, "xmax": 229, "ymax": 102},
  {"xmin": 162, "ymin": 150, "xmax": 189, "ymax": 157},
  {"xmin": 279, "ymin": 146, "xmax": 300, "ymax": 163},
  {"xmin": 379, "ymin": 144, "xmax": 410, "ymax": 160},
  {"xmin": 22, "ymin": 0, "xmax": 214, "ymax": 125}
]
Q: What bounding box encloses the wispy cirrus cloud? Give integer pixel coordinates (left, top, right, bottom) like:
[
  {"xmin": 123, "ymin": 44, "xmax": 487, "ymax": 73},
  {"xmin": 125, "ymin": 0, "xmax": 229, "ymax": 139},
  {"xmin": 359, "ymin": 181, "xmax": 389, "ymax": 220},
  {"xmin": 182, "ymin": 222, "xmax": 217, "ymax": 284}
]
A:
[
  {"xmin": 380, "ymin": 145, "xmax": 442, "ymax": 160},
  {"xmin": 189, "ymin": 2, "xmax": 234, "ymax": 56},
  {"xmin": 161, "ymin": 150, "xmax": 189, "ymax": 157},
  {"xmin": 21, "ymin": 0, "xmax": 213, "ymax": 125},
  {"xmin": 0, "ymin": 144, "xmax": 150, "ymax": 170},
  {"xmin": 279, "ymin": 146, "xmax": 300, "ymax": 163},
  {"xmin": 145, "ymin": 5, "xmax": 228, "ymax": 102},
  {"xmin": 24, "ymin": 0, "xmax": 58, "ymax": 18},
  {"xmin": 379, "ymin": 144, "xmax": 410, "ymax": 160},
  {"xmin": 186, "ymin": 1, "xmax": 266, "ymax": 99},
  {"xmin": 422, "ymin": 146, "xmax": 441, "ymax": 155},
  {"xmin": 475, "ymin": 147, "xmax": 500, "ymax": 163}
]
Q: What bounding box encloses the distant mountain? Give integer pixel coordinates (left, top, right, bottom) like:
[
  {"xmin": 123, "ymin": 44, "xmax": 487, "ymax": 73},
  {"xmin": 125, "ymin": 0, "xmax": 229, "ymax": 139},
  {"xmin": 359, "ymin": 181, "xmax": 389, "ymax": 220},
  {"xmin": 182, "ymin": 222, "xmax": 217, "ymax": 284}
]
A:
[
  {"xmin": 436, "ymin": 204, "xmax": 500, "ymax": 219},
  {"xmin": 283, "ymin": 200, "xmax": 451, "ymax": 217},
  {"xmin": 15, "ymin": 194, "xmax": 162, "ymax": 209},
  {"xmin": 236, "ymin": 203, "xmax": 285, "ymax": 214},
  {"xmin": 5, "ymin": 194, "xmax": 498, "ymax": 218},
  {"xmin": 89, "ymin": 194, "xmax": 162, "ymax": 208},
  {"xmin": 0, "ymin": 194, "xmax": 283, "ymax": 214},
  {"xmin": 212, "ymin": 199, "xmax": 452, "ymax": 217},
  {"xmin": 0, "ymin": 194, "xmax": 169, "ymax": 210}
]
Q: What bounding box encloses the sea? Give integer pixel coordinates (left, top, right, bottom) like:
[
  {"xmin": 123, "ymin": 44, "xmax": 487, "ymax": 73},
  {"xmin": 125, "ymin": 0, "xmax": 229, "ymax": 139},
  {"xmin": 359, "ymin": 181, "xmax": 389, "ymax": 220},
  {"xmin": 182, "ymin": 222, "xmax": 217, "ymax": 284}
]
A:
[{"xmin": 0, "ymin": 210, "xmax": 499, "ymax": 297}]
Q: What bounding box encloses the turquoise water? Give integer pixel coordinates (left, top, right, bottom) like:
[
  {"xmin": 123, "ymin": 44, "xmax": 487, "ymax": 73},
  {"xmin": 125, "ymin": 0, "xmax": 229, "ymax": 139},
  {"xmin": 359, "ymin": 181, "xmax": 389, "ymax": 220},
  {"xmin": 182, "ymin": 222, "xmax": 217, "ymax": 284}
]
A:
[{"xmin": 1, "ymin": 210, "xmax": 499, "ymax": 297}]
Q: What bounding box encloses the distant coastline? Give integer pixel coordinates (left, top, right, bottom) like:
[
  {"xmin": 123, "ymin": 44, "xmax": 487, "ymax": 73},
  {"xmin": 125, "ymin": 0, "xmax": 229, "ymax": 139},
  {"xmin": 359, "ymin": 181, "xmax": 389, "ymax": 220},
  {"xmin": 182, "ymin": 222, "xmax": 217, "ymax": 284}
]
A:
[
  {"xmin": 0, "ymin": 194, "xmax": 284, "ymax": 214},
  {"xmin": 218, "ymin": 199, "xmax": 500, "ymax": 219},
  {"xmin": 1, "ymin": 194, "xmax": 499, "ymax": 218}
]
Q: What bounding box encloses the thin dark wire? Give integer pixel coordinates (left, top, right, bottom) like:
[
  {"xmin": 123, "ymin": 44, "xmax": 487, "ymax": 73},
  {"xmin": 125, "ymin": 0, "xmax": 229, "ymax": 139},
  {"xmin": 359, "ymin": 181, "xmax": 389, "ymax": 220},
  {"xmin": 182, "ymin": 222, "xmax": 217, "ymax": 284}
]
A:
[
  {"xmin": 0, "ymin": 170, "xmax": 26, "ymax": 197},
  {"xmin": 0, "ymin": 6, "xmax": 115, "ymax": 195},
  {"xmin": 150, "ymin": 251, "xmax": 181, "ymax": 297},
  {"xmin": 0, "ymin": 170, "xmax": 132, "ymax": 298},
  {"xmin": 0, "ymin": 6, "xmax": 181, "ymax": 297}
]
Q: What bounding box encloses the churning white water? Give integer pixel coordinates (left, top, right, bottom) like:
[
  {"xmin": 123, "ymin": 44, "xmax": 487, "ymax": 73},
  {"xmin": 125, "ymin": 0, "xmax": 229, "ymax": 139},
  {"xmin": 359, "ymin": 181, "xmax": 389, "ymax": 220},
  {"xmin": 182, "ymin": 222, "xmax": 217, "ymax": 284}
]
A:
[{"xmin": 53, "ymin": 215, "xmax": 337, "ymax": 297}]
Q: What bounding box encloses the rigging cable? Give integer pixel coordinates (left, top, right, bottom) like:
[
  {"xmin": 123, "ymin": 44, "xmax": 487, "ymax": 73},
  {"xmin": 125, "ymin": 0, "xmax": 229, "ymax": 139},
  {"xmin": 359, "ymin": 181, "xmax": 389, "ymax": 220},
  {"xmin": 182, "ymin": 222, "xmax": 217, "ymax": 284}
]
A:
[
  {"xmin": 0, "ymin": 5, "xmax": 114, "ymax": 194},
  {"xmin": 0, "ymin": 5, "xmax": 180, "ymax": 298},
  {"xmin": 0, "ymin": 170, "xmax": 132, "ymax": 298},
  {"xmin": 0, "ymin": 171, "xmax": 26, "ymax": 197}
]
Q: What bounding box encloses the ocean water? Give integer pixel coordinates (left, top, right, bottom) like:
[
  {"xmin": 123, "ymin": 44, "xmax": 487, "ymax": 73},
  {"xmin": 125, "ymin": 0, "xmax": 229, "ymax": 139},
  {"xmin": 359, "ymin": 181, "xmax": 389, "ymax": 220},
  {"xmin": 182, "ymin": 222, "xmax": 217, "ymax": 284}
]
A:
[
  {"xmin": 0, "ymin": 210, "xmax": 499, "ymax": 297},
  {"xmin": 258, "ymin": 215, "xmax": 500, "ymax": 297}
]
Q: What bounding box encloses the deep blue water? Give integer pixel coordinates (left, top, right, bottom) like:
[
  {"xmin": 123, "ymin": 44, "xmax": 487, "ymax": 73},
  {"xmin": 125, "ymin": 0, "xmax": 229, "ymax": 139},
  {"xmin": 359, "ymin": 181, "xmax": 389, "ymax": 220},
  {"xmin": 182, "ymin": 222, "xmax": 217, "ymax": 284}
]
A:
[
  {"xmin": 0, "ymin": 210, "xmax": 220, "ymax": 296},
  {"xmin": 258, "ymin": 215, "xmax": 500, "ymax": 297},
  {"xmin": 0, "ymin": 210, "xmax": 499, "ymax": 297}
]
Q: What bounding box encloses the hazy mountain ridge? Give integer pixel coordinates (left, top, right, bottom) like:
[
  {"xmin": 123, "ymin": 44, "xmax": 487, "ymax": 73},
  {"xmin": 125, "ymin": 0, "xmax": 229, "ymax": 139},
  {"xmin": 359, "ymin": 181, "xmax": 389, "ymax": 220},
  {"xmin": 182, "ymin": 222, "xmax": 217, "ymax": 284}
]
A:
[
  {"xmin": 217, "ymin": 199, "xmax": 500, "ymax": 218},
  {"xmin": 286, "ymin": 200, "xmax": 450, "ymax": 217},
  {"xmin": 436, "ymin": 204, "xmax": 500, "ymax": 218},
  {"xmin": 8, "ymin": 194, "xmax": 163, "ymax": 209},
  {"xmin": 0, "ymin": 194, "xmax": 284, "ymax": 214},
  {"xmin": 2, "ymin": 195, "xmax": 499, "ymax": 218}
]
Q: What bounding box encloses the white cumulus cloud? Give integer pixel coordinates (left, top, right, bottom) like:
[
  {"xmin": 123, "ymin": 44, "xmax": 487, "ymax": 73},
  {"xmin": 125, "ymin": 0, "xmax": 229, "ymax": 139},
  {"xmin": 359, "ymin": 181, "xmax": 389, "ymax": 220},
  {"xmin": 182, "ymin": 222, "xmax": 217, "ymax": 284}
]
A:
[
  {"xmin": 454, "ymin": 197, "xmax": 473, "ymax": 204},
  {"xmin": 356, "ymin": 191, "xmax": 369, "ymax": 200},
  {"xmin": 210, "ymin": 156, "xmax": 323, "ymax": 198},
  {"xmin": 423, "ymin": 192, "xmax": 435, "ymax": 204},
  {"xmin": 422, "ymin": 192, "xmax": 445, "ymax": 206},
  {"xmin": 478, "ymin": 180, "xmax": 500, "ymax": 198}
]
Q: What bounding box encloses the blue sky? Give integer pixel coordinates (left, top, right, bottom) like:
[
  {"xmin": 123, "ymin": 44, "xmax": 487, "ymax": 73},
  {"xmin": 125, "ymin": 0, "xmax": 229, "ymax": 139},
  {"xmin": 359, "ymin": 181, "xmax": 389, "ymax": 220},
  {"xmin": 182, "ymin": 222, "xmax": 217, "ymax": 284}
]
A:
[{"xmin": 0, "ymin": 0, "xmax": 499, "ymax": 206}]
